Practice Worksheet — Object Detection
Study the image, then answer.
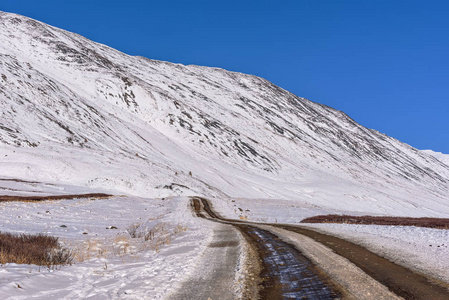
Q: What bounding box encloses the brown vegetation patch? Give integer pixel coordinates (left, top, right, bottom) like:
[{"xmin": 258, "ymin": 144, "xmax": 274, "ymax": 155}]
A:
[
  {"xmin": 0, "ymin": 178, "xmax": 42, "ymax": 184},
  {"xmin": 0, "ymin": 193, "xmax": 112, "ymax": 203},
  {"xmin": 0, "ymin": 232, "xmax": 72, "ymax": 267},
  {"xmin": 301, "ymin": 215, "xmax": 449, "ymax": 229}
]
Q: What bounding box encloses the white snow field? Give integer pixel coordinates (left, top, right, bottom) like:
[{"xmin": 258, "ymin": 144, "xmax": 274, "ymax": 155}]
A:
[
  {"xmin": 0, "ymin": 193, "xmax": 220, "ymax": 299},
  {"xmin": 0, "ymin": 11, "xmax": 449, "ymax": 299},
  {"xmin": 1, "ymin": 190, "xmax": 449, "ymax": 299}
]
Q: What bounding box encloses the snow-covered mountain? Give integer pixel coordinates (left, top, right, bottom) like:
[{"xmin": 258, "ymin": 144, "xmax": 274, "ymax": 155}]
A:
[
  {"xmin": 421, "ymin": 150, "xmax": 449, "ymax": 167},
  {"xmin": 1, "ymin": 11, "xmax": 448, "ymax": 216}
]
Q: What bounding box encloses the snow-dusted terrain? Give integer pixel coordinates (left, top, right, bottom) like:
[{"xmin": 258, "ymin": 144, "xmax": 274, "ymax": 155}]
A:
[
  {"xmin": 0, "ymin": 195, "xmax": 221, "ymax": 299},
  {"xmin": 1, "ymin": 11, "xmax": 449, "ymax": 216},
  {"xmin": 422, "ymin": 149, "xmax": 449, "ymax": 167},
  {"xmin": 1, "ymin": 11, "xmax": 449, "ymax": 299}
]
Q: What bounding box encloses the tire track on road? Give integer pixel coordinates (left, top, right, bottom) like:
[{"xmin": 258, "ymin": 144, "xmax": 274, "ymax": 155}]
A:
[
  {"xmin": 194, "ymin": 197, "xmax": 449, "ymax": 300},
  {"xmin": 192, "ymin": 197, "xmax": 342, "ymax": 299}
]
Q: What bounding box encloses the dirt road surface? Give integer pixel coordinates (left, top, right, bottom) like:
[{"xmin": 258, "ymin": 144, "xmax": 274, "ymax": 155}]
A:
[
  {"xmin": 174, "ymin": 197, "xmax": 449, "ymax": 299},
  {"xmin": 168, "ymin": 223, "xmax": 241, "ymax": 300}
]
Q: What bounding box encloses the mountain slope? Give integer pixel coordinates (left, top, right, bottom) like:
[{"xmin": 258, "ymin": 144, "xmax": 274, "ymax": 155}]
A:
[
  {"xmin": 1, "ymin": 11, "xmax": 448, "ymax": 216},
  {"xmin": 421, "ymin": 150, "xmax": 449, "ymax": 166}
]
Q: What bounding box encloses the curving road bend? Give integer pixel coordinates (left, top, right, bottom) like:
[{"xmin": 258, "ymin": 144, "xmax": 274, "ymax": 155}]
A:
[
  {"xmin": 191, "ymin": 197, "xmax": 342, "ymax": 299},
  {"xmin": 174, "ymin": 197, "xmax": 449, "ymax": 299}
]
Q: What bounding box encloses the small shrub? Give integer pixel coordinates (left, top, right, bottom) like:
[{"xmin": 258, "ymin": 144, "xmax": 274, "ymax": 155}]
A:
[
  {"xmin": 143, "ymin": 230, "xmax": 154, "ymax": 241},
  {"xmin": 174, "ymin": 224, "xmax": 188, "ymax": 234},
  {"xmin": 300, "ymin": 215, "xmax": 449, "ymax": 229},
  {"xmin": 113, "ymin": 235, "xmax": 131, "ymax": 255},
  {"xmin": 0, "ymin": 232, "xmax": 73, "ymax": 267},
  {"xmin": 126, "ymin": 223, "xmax": 141, "ymax": 238},
  {"xmin": 0, "ymin": 193, "xmax": 112, "ymax": 203}
]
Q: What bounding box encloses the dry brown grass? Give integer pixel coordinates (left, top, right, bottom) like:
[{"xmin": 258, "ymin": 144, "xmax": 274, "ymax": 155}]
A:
[
  {"xmin": 71, "ymin": 235, "xmax": 135, "ymax": 262},
  {"xmin": 174, "ymin": 224, "xmax": 188, "ymax": 234},
  {"xmin": 0, "ymin": 232, "xmax": 72, "ymax": 267},
  {"xmin": 113, "ymin": 235, "xmax": 132, "ymax": 256},
  {"xmin": 301, "ymin": 215, "xmax": 449, "ymax": 229},
  {"xmin": 127, "ymin": 222, "xmax": 188, "ymax": 253},
  {"xmin": 0, "ymin": 193, "xmax": 112, "ymax": 203},
  {"xmin": 145, "ymin": 223, "xmax": 188, "ymax": 252},
  {"xmin": 72, "ymin": 239, "xmax": 106, "ymax": 262},
  {"xmin": 71, "ymin": 222, "xmax": 189, "ymax": 262}
]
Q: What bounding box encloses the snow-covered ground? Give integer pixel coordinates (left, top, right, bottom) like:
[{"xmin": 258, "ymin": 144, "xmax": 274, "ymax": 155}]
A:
[
  {"xmin": 0, "ymin": 194, "xmax": 219, "ymax": 299},
  {"xmin": 0, "ymin": 182, "xmax": 448, "ymax": 299},
  {"xmin": 302, "ymin": 223, "xmax": 449, "ymax": 284}
]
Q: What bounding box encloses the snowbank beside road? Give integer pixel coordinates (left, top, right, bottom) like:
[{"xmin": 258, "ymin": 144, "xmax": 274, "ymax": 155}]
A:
[
  {"xmin": 303, "ymin": 223, "xmax": 449, "ymax": 284},
  {"xmin": 215, "ymin": 197, "xmax": 449, "ymax": 285},
  {"xmin": 0, "ymin": 196, "xmax": 215, "ymax": 299}
]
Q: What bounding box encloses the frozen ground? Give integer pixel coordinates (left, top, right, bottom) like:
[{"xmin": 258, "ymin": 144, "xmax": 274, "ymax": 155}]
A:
[
  {"xmin": 1, "ymin": 189, "xmax": 448, "ymax": 299},
  {"xmin": 0, "ymin": 195, "xmax": 222, "ymax": 299}
]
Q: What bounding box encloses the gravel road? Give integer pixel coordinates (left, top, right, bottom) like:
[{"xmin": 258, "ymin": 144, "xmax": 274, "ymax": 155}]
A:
[{"xmin": 175, "ymin": 197, "xmax": 449, "ymax": 299}]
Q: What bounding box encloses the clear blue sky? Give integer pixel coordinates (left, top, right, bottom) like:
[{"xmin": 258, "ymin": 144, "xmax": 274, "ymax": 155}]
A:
[{"xmin": 2, "ymin": 1, "xmax": 449, "ymax": 152}]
